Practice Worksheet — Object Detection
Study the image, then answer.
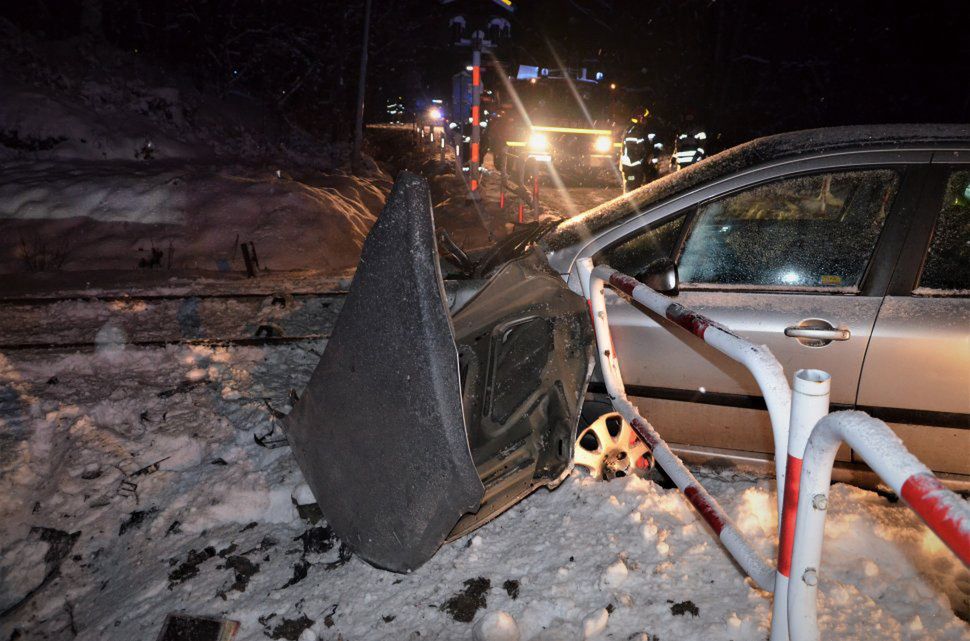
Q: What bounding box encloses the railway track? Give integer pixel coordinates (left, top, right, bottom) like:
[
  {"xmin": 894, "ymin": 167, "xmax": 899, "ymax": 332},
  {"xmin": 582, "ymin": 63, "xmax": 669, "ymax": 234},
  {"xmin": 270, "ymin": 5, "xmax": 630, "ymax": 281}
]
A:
[
  {"xmin": 0, "ymin": 333, "xmax": 331, "ymax": 353},
  {"xmin": 0, "ymin": 289, "xmax": 349, "ymax": 306},
  {"xmin": 0, "ymin": 290, "xmax": 348, "ymax": 353}
]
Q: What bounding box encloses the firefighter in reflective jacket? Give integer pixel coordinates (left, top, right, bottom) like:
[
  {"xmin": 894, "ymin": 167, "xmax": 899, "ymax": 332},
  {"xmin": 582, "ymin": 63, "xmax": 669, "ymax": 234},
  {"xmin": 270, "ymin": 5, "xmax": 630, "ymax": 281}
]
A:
[
  {"xmin": 620, "ymin": 108, "xmax": 661, "ymax": 192},
  {"xmin": 672, "ymin": 130, "xmax": 707, "ymax": 170}
]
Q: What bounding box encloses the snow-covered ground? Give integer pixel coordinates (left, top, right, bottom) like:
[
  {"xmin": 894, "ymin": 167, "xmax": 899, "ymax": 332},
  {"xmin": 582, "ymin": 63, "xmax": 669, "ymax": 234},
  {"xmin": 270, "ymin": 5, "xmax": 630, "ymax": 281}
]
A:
[
  {"xmin": 1, "ymin": 328, "xmax": 967, "ymax": 641},
  {"xmin": 0, "ymin": 160, "xmax": 388, "ymax": 273}
]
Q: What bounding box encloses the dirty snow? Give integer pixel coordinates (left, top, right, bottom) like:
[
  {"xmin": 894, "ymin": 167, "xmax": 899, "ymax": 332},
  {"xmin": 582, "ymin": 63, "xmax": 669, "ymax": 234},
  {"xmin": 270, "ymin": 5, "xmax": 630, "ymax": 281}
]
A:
[{"xmin": 1, "ymin": 335, "xmax": 968, "ymax": 640}]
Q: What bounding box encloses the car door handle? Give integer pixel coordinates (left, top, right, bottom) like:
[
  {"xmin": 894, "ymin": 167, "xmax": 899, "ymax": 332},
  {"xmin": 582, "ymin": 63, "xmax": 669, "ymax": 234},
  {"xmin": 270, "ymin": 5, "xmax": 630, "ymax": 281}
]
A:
[{"xmin": 784, "ymin": 326, "xmax": 851, "ymax": 341}]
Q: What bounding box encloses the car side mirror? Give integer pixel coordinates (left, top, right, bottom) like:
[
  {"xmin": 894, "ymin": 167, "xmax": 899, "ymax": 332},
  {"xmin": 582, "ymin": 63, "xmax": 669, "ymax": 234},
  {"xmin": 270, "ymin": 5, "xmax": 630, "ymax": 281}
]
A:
[{"xmin": 637, "ymin": 258, "xmax": 679, "ymax": 295}]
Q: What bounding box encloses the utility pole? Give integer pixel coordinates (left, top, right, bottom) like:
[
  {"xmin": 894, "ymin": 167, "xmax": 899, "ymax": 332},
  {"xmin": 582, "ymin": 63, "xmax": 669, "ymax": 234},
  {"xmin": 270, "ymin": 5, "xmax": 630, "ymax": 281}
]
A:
[{"xmin": 352, "ymin": 0, "xmax": 372, "ymax": 173}]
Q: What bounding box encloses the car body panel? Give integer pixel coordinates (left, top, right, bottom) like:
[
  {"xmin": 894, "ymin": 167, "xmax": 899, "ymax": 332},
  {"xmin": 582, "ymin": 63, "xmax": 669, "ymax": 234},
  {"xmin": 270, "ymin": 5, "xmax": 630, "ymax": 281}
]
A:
[
  {"xmin": 286, "ymin": 173, "xmax": 594, "ymax": 571},
  {"xmin": 284, "ymin": 173, "xmax": 483, "ymax": 572},
  {"xmin": 855, "ymin": 297, "xmax": 970, "ymax": 475},
  {"xmin": 606, "ymin": 291, "xmax": 881, "ymax": 405},
  {"xmin": 541, "ymin": 127, "xmax": 970, "ymax": 478},
  {"xmin": 858, "ymin": 297, "xmax": 970, "ymax": 416},
  {"xmin": 603, "ymin": 290, "xmax": 880, "ymax": 461},
  {"xmin": 447, "ymin": 251, "xmax": 595, "ymax": 540}
]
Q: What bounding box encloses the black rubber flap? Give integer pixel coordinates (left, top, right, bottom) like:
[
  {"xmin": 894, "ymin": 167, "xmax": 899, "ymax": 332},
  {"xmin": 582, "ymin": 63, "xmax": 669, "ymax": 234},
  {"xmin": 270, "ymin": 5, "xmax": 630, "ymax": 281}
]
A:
[{"xmin": 284, "ymin": 172, "xmax": 484, "ymax": 572}]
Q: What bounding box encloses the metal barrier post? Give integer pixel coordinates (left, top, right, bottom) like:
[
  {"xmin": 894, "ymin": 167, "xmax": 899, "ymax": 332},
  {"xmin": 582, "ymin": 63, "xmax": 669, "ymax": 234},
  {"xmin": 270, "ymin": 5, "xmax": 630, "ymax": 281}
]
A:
[
  {"xmin": 574, "ymin": 260, "xmax": 969, "ymax": 641},
  {"xmin": 587, "ymin": 262, "xmax": 792, "ymax": 520},
  {"xmin": 468, "ymin": 41, "xmax": 482, "ymax": 200},
  {"xmin": 772, "ymin": 370, "xmax": 831, "ymax": 641},
  {"xmin": 578, "ymin": 258, "xmax": 776, "ymax": 591},
  {"xmin": 787, "ymin": 411, "xmax": 970, "ymax": 641},
  {"xmin": 532, "ymin": 171, "xmax": 540, "ymax": 215}
]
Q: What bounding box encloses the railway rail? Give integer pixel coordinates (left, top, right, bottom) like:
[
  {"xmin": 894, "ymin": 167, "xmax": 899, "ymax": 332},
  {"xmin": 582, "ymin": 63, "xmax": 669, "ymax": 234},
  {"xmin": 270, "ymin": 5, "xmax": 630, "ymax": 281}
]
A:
[{"xmin": 0, "ymin": 290, "xmax": 347, "ymax": 352}]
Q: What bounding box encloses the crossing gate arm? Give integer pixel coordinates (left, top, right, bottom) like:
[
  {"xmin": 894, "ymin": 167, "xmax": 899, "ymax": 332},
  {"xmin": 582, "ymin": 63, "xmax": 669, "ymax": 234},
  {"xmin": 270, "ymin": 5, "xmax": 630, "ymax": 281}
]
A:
[{"xmin": 577, "ymin": 258, "xmax": 777, "ymax": 591}]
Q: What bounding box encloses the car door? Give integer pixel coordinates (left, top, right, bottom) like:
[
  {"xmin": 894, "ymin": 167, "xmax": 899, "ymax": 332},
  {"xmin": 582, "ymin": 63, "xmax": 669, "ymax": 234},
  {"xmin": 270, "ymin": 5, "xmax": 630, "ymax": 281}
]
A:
[
  {"xmin": 593, "ymin": 166, "xmax": 920, "ymax": 459},
  {"xmin": 857, "ymin": 164, "xmax": 970, "ymax": 475}
]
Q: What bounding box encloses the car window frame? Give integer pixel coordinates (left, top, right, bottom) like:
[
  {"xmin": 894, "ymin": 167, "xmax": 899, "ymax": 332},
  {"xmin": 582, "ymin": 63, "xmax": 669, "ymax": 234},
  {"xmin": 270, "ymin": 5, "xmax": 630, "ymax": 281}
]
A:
[
  {"xmin": 887, "ymin": 163, "xmax": 968, "ymax": 298},
  {"xmin": 670, "ymin": 168, "xmax": 907, "ymax": 294},
  {"xmin": 563, "ymin": 149, "xmax": 934, "ymax": 295},
  {"xmin": 591, "ymin": 209, "xmax": 692, "ymax": 272},
  {"xmin": 902, "ymin": 164, "xmax": 970, "ymax": 298},
  {"xmin": 583, "ymin": 158, "xmax": 927, "ymax": 298}
]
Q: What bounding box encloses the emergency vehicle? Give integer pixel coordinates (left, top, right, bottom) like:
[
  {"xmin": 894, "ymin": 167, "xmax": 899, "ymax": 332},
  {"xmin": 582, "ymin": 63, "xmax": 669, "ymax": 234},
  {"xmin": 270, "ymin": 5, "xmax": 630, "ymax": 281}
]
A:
[{"xmin": 495, "ymin": 66, "xmax": 622, "ymax": 185}]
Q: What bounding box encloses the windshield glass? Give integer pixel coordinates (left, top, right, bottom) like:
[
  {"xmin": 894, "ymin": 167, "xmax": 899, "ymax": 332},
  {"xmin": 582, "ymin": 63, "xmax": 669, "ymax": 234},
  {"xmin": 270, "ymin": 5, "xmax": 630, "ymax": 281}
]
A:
[
  {"xmin": 511, "ymin": 80, "xmax": 616, "ymax": 128},
  {"xmin": 538, "ymin": 124, "xmax": 970, "ymax": 252}
]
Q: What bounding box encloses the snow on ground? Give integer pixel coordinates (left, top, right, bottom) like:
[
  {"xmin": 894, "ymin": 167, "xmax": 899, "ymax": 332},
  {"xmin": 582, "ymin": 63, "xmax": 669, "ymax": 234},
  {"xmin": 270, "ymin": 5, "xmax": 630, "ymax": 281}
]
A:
[
  {"xmin": 0, "ymin": 160, "xmax": 386, "ymax": 273},
  {"xmin": 1, "ymin": 335, "xmax": 967, "ymax": 641}
]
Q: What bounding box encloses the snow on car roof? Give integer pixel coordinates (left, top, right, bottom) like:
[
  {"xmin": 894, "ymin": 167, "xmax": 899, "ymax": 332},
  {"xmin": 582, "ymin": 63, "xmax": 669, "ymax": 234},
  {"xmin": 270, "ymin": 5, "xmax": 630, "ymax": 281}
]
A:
[{"xmin": 540, "ymin": 123, "xmax": 970, "ymax": 251}]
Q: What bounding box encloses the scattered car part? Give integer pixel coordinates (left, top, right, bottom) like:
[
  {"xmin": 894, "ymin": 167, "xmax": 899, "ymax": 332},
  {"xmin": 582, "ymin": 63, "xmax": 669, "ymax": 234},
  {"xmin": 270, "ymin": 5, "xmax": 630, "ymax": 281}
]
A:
[
  {"xmin": 285, "ymin": 172, "xmax": 594, "ymax": 572},
  {"xmin": 156, "ymin": 614, "xmax": 240, "ymax": 641},
  {"xmin": 445, "ymin": 249, "xmax": 595, "ymax": 542},
  {"xmin": 573, "ymin": 412, "xmax": 652, "ymax": 480}
]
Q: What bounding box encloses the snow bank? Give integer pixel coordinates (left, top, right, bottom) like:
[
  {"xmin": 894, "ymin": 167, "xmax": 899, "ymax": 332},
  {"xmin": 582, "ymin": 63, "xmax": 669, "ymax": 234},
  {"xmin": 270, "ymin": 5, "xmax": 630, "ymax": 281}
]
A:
[{"xmin": 0, "ymin": 161, "xmax": 385, "ymax": 273}]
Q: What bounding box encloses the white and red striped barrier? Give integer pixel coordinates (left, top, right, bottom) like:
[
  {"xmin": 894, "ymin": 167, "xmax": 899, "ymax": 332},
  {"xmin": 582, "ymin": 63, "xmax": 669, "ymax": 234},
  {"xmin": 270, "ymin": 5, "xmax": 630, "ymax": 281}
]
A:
[
  {"xmin": 786, "ymin": 410, "xmax": 970, "ymax": 641},
  {"xmin": 772, "ymin": 369, "xmax": 832, "ymax": 641},
  {"xmin": 578, "ymin": 259, "xmax": 777, "ymax": 591},
  {"xmin": 585, "ymin": 263, "xmax": 793, "ymax": 520},
  {"xmin": 576, "ymin": 260, "xmax": 969, "ymax": 640}
]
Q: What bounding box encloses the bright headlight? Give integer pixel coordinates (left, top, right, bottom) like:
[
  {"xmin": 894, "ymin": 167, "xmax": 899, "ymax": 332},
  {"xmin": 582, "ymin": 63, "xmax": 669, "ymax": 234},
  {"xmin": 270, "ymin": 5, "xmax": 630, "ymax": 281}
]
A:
[
  {"xmin": 593, "ymin": 135, "xmax": 612, "ymax": 153},
  {"xmin": 528, "ymin": 132, "xmax": 549, "ymax": 151},
  {"xmin": 429, "ymin": 107, "xmax": 442, "ymax": 120}
]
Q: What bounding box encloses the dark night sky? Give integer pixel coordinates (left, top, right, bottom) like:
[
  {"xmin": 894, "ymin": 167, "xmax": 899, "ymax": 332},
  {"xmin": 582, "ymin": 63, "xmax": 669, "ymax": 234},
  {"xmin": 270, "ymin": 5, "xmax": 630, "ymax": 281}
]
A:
[
  {"xmin": 506, "ymin": 0, "xmax": 970, "ymax": 145},
  {"xmin": 3, "ymin": 0, "xmax": 968, "ymax": 147}
]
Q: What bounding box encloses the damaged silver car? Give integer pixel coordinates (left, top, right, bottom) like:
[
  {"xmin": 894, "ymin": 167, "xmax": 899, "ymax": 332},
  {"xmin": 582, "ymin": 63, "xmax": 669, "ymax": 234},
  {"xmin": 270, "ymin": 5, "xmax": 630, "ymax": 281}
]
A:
[
  {"xmin": 285, "ymin": 173, "xmax": 595, "ymax": 572},
  {"xmin": 286, "ymin": 124, "xmax": 970, "ymax": 573}
]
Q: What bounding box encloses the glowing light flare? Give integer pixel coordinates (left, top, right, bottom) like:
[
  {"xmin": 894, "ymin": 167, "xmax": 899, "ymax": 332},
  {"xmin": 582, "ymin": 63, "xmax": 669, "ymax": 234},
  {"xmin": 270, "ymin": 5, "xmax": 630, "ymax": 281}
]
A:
[
  {"xmin": 781, "ymin": 271, "xmax": 802, "ymax": 285},
  {"xmin": 542, "ymin": 38, "xmax": 624, "ymax": 185},
  {"xmin": 428, "ymin": 107, "xmax": 442, "ymax": 120},
  {"xmin": 489, "ymin": 56, "xmax": 535, "ymax": 131},
  {"xmin": 528, "ymin": 132, "xmax": 549, "ymax": 151},
  {"xmin": 593, "ymin": 135, "xmax": 612, "ymax": 153},
  {"xmin": 532, "ymin": 125, "xmax": 611, "ymax": 136}
]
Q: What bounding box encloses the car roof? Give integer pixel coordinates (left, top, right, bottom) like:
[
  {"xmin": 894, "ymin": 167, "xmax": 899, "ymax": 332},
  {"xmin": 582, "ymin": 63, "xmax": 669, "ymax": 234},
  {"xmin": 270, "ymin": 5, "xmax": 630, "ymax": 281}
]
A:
[{"xmin": 540, "ymin": 123, "xmax": 970, "ymax": 251}]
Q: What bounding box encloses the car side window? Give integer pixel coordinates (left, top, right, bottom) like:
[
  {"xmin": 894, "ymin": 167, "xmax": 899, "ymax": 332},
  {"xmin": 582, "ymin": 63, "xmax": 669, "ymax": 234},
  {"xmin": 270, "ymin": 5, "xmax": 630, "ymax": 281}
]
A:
[
  {"xmin": 916, "ymin": 170, "xmax": 970, "ymax": 295},
  {"xmin": 677, "ymin": 169, "xmax": 900, "ymax": 291},
  {"xmin": 594, "ymin": 214, "xmax": 687, "ymax": 277}
]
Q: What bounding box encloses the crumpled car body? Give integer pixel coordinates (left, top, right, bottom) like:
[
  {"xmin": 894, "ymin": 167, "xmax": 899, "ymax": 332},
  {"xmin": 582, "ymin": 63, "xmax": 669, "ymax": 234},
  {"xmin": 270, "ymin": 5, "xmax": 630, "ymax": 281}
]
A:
[{"xmin": 285, "ymin": 172, "xmax": 594, "ymax": 572}]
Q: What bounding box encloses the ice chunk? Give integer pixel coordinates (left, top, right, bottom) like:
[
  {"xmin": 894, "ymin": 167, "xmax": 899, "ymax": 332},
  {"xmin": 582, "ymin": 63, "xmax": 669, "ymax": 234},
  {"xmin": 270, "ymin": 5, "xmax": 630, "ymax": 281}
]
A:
[
  {"xmin": 582, "ymin": 608, "xmax": 609, "ymax": 639},
  {"xmin": 473, "ymin": 611, "xmax": 520, "ymax": 641},
  {"xmin": 291, "ymin": 483, "xmax": 315, "ymax": 506},
  {"xmin": 600, "ymin": 558, "xmax": 628, "ymax": 590}
]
